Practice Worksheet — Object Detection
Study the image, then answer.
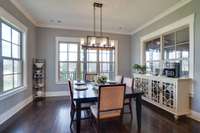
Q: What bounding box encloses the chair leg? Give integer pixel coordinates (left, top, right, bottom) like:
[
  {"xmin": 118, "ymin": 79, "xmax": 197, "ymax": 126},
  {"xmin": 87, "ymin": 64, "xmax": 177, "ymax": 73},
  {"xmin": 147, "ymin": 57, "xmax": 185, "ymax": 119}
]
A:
[
  {"xmin": 70, "ymin": 108, "xmax": 75, "ymax": 127},
  {"xmin": 129, "ymin": 99, "xmax": 133, "ymax": 119},
  {"xmin": 97, "ymin": 120, "xmax": 100, "ymax": 133}
]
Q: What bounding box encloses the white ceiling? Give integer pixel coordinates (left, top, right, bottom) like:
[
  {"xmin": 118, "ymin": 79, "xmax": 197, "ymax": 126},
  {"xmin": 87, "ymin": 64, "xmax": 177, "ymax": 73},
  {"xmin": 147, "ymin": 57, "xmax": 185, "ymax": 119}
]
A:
[{"xmin": 11, "ymin": 0, "xmax": 187, "ymax": 34}]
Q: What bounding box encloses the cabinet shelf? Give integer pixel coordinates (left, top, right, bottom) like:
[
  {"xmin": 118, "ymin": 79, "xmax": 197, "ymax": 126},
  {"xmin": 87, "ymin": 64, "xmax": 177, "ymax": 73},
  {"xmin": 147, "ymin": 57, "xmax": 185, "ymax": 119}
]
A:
[{"xmin": 32, "ymin": 58, "xmax": 46, "ymax": 100}]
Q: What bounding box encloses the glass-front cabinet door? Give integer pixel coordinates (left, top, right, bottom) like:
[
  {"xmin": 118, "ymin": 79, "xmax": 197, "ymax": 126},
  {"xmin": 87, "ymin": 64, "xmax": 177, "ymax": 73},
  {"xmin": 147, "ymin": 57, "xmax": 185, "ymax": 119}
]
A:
[{"xmin": 144, "ymin": 26, "xmax": 190, "ymax": 77}]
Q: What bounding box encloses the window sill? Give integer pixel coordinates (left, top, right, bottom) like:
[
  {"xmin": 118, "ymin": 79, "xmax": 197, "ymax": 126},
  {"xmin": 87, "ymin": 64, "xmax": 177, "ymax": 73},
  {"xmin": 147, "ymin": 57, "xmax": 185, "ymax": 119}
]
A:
[
  {"xmin": 0, "ymin": 86, "xmax": 27, "ymax": 101},
  {"xmin": 56, "ymin": 81, "xmax": 67, "ymax": 85}
]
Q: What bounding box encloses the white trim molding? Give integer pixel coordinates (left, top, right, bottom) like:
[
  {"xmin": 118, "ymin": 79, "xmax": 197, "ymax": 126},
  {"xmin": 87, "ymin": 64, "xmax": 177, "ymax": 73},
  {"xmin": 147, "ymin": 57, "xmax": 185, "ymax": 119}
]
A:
[
  {"xmin": 10, "ymin": 0, "xmax": 38, "ymax": 26},
  {"xmin": 55, "ymin": 36, "xmax": 119, "ymax": 84},
  {"xmin": 0, "ymin": 7, "xmax": 27, "ymax": 32},
  {"xmin": 132, "ymin": 0, "xmax": 192, "ymax": 35},
  {"xmin": 11, "ymin": 0, "xmax": 191, "ymax": 35},
  {"xmin": 0, "ymin": 96, "xmax": 33, "ymax": 125},
  {"xmin": 55, "ymin": 37, "xmax": 81, "ymax": 84},
  {"xmin": 46, "ymin": 91, "xmax": 69, "ymax": 97},
  {"xmin": 188, "ymin": 110, "xmax": 200, "ymax": 122},
  {"xmin": 140, "ymin": 14, "xmax": 194, "ymax": 95},
  {"xmin": 140, "ymin": 14, "xmax": 194, "ymax": 74},
  {"xmin": 0, "ymin": 87, "xmax": 26, "ymax": 101},
  {"xmin": 0, "ymin": 7, "xmax": 28, "ymax": 100}
]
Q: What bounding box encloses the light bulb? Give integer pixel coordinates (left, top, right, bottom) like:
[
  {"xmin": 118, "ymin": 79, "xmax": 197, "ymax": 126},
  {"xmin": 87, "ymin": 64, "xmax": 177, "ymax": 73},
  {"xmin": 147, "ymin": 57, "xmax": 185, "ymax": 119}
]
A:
[
  {"xmin": 100, "ymin": 38, "xmax": 107, "ymax": 46},
  {"xmin": 110, "ymin": 40, "xmax": 115, "ymax": 47},
  {"xmin": 90, "ymin": 37, "xmax": 96, "ymax": 46},
  {"xmin": 80, "ymin": 38, "xmax": 85, "ymax": 45}
]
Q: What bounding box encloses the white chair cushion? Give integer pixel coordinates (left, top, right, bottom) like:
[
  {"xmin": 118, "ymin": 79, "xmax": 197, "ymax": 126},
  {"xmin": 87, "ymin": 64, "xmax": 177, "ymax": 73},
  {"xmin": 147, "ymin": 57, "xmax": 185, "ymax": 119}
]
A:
[{"xmin": 90, "ymin": 105, "xmax": 121, "ymax": 119}]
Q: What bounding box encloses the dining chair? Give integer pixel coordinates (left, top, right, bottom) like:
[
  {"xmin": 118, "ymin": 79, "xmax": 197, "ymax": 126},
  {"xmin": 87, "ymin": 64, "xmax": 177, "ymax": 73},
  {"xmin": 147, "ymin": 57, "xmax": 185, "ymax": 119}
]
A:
[
  {"xmin": 116, "ymin": 75, "xmax": 123, "ymax": 83},
  {"xmin": 85, "ymin": 73, "xmax": 98, "ymax": 82},
  {"xmin": 68, "ymin": 80, "xmax": 91, "ymax": 127},
  {"xmin": 90, "ymin": 84, "xmax": 126, "ymax": 132},
  {"xmin": 123, "ymin": 77, "xmax": 134, "ymax": 118}
]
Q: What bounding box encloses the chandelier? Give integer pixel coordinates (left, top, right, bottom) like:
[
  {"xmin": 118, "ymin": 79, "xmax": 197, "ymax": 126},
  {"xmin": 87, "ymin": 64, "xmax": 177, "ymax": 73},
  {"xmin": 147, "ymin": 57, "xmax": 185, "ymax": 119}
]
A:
[{"xmin": 80, "ymin": 2, "xmax": 115, "ymax": 50}]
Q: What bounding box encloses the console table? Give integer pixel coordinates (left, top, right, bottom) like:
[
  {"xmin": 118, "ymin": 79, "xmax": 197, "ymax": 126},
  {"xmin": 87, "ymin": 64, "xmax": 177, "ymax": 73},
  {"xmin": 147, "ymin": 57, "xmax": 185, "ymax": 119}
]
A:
[{"xmin": 133, "ymin": 73, "xmax": 191, "ymax": 119}]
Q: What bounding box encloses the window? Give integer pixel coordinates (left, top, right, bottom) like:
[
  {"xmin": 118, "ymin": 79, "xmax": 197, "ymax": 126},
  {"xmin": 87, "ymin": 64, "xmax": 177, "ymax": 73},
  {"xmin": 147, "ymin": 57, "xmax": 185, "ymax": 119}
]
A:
[
  {"xmin": 145, "ymin": 38, "xmax": 161, "ymax": 73},
  {"xmin": 99, "ymin": 50, "xmax": 115, "ymax": 80},
  {"xmin": 0, "ymin": 21, "xmax": 23, "ymax": 93},
  {"xmin": 58, "ymin": 42, "xmax": 79, "ymax": 81},
  {"xmin": 163, "ymin": 28, "xmax": 189, "ymax": 77},
  {"xmin": 143, "ymin": 27, "xmax": 190, "ymax": 77},
  {"xmin": 56, "ymin": 37, "xmax": 117, "ymax": 83}
]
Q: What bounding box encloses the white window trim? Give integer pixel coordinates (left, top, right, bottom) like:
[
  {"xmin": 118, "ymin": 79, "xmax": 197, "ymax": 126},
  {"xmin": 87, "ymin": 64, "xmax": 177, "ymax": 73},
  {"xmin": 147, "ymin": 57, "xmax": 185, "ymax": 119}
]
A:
[
  {"xmin": 0, "ymin": 7, "xmax": 28, "ymax": 100},
  {"xmin": 140, "ymin": 14, "xmax": 194, "ymax": 78},
  {"xmin": 55, "ymin": 37, "xmax": 118, "ymax": 84}
]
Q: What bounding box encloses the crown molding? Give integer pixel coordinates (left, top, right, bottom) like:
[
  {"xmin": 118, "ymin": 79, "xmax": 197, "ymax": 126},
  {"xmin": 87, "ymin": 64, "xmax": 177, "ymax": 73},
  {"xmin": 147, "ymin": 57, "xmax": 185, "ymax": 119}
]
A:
[
  {"xmin": 131, "ymin": 0, "xmax": 192, "ymax": 35},
  {"xmin": 10, "ymin": 0, "xmax": 38, "ymax": 26},
  {"xmin": 10, "ymin": 0, "xmax": 191, "ymax": 35},
  {"xmin": 37, "ymin": 24, "xmax": 132, "ymax": 35}
]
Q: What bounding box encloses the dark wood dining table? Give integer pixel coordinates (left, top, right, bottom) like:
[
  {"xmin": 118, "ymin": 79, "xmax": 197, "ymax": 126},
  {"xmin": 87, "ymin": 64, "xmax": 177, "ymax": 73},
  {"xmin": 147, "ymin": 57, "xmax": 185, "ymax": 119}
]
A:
[{"xmin": 72, "ymin": 81, "xmax": 144, "ymax": 133}]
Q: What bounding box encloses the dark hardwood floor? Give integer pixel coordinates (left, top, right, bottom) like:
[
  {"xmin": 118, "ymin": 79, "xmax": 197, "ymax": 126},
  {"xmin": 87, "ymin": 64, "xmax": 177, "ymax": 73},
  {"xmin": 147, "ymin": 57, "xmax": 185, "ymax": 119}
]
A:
[{"xmin": 0, "ymin": 97, "xmax": 200, "ymax": 133}]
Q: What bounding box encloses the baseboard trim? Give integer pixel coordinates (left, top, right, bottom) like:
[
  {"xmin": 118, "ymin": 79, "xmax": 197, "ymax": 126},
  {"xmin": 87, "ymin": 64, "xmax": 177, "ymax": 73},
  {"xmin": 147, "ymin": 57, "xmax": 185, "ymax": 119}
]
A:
[
  {"xmin": 45, "ymin": 91, "xmax": 69, "ymax": 97},
  {"xmin": 0, "ymin": 96, "xmax": 33, "ymax": 125},
  {"xmin": 188, "ymin": 110, "xmax": 200, "ymax": 122}
]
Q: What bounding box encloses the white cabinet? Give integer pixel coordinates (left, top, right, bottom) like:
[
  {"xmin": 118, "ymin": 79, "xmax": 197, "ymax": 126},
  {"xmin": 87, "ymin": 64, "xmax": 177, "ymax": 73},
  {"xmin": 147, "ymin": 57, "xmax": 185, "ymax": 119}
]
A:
[{"xmin": 133, "ymin": 73, "xmax": 191, "ymax": 119}]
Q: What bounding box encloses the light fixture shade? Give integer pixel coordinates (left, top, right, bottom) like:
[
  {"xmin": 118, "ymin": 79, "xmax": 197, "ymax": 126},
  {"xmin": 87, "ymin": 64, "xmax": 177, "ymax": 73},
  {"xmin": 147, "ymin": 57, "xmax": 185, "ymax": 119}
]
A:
[
  {"xmin": 87, "ymin": 36, "xmax": 109, "ymax": 46},
  {"xmin": 81, "ymin": 2, "xmax": 115, "ymax": 50},
  {"xmin": 81, "ymin": 36, "xmax": 114, "ymax": 50}
]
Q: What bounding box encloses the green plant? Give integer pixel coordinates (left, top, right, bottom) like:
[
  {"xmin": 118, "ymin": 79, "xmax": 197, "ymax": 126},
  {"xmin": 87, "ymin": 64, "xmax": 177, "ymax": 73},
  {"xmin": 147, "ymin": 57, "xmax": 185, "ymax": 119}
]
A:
[
  {"xmin": 97, "ymin": 75, "xmax": 108, "ymax": 84},
  {"xmin": 132, "ymin": 64, "xmax": 146, "ymax": 74},
  {"xmin": 140, "ymin": 65, "xmax": 147, "ymax": 73},
  {"xmin": 133, "ymin": 64, "xmax": 141, "ymax": 70}
]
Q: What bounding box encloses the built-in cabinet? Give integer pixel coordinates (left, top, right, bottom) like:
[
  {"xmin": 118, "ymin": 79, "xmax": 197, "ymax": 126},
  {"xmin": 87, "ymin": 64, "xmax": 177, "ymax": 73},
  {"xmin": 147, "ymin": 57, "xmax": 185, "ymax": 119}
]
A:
[{"xmin": 133, "ymin": 73, "xmax": 191, "ymax": 119}]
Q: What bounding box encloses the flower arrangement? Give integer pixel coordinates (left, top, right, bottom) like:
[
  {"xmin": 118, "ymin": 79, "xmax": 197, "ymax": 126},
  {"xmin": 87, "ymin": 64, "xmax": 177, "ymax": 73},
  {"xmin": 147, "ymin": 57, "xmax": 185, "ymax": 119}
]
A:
[{"xmin": 96, "ymin": 75, "xmax": 108, "ymax": 84}]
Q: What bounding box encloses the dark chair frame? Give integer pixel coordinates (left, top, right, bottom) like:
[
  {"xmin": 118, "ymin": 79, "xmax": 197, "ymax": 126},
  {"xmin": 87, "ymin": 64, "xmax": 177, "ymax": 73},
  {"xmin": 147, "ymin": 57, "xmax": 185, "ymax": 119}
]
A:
[
  {"xmin": 68, "ymin": 80, "xmax": 91, "ymax": 127},
  {"xmin": 123, "ymin": 78, "xmax": 134, "ymax": 118},
  {"xmin": 91, "ymin": 84, "xmax": 126, "ymax": 133},
  {"xmin": 84, "ymin": 73, "xmax": 98, "ymax": 82}
]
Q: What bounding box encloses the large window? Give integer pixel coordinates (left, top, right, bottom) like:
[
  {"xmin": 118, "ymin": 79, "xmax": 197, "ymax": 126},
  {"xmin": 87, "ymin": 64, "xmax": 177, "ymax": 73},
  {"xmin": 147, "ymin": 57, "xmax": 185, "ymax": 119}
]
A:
[
  {"xmin": 56, "ymin": 38, "xmax": 116, "ymax": 82},
  {"xmin": 0, "ymin": 21, "xmax": 23, "ymax": 93},
  {"xmin": 144, "ymin": 27, "xmax": 190, "ymax": 77},
  {"xmin": 58, "ymin": 42, "xmax": 79, "ymax": 81}
]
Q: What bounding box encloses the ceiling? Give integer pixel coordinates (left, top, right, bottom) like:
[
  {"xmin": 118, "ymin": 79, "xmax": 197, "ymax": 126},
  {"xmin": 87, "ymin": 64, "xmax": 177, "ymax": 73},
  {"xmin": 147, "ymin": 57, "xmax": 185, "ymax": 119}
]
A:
[{"xmin": 11, "ymin": 0, "xmax": 186, "ymax": 34}]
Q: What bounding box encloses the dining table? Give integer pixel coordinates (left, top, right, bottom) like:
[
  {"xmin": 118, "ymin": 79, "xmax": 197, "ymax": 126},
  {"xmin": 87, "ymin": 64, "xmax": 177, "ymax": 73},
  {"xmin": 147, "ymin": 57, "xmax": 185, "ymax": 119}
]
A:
[{"xmin": 72, "ymin": 81, "xmax": 144, "ymax": 133}]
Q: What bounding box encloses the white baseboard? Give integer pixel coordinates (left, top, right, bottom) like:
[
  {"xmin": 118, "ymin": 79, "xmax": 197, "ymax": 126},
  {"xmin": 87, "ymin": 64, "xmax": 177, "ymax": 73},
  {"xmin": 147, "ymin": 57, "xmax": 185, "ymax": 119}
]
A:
[
  {"xmin": 45, "ymin": 91, "xmax": 69, "ymax": 97},
  {"xmin": 188, "ymin": 110, "xmax": 200, "ymax": 122},
  {"xmin": 0, "ymin": 96, "xmax": 33, "ymax": 125}
]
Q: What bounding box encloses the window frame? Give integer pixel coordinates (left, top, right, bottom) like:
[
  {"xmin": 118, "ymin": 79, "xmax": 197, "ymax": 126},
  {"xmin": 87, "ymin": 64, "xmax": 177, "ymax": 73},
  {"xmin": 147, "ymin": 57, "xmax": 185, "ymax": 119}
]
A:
[
  {"xmin": 0, "ymin": 7, "xmax": 28, "ymax": 100},
  {"xmin": 55, "ymin": 37, "xmax": 118, "ymax": 84},
  {"xmin": 140, "ymin": 14, "xmax": 194, "ymax": 78}
]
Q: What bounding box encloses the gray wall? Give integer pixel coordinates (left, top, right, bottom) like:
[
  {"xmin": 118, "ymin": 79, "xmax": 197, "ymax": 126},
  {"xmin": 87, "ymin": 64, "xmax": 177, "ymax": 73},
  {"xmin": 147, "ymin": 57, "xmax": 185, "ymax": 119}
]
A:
[
  {"xmin": 192, "ymin": 0, "xmax": 200, "ymax": 113},
  {"xmin": 36, "ymin": 27, "xmax": 131, "ymax": 92},
  {"xmin": 131, "ymin": 1, "xmax": 200, "ymax": 113},
  {"xmin": 0, "ymin": 0, "xmax": 36, "ymax": 114}
]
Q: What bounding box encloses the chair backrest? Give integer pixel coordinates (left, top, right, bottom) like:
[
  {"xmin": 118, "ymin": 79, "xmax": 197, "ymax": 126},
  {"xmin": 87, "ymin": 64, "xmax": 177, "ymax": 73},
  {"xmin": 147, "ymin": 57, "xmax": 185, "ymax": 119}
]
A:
[
  {"xmin": 123, "ymin": 77, "xmax": 133, "ymax": 89},
  {"xmin": 68, "ymin": 80, "xmax": 75, "ymax": 106},
  {"xmin": 85, "ymin": 73, "xmax": 98, "ymax": 82},
  {"xmin": 98, "ymin": 84, "xmax": 126, "ymax": 119},
  {"xmin": 116, "ymin": 75, "xmax": 123, "ymax": 83}
]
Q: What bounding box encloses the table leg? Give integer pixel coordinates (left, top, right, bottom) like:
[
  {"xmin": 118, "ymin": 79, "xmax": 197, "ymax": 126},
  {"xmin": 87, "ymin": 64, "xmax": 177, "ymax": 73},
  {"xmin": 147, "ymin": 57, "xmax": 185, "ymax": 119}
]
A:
[
  {"xmin": 76, "ymin": 102, "xmax": 81, "ymax": 133},
  {"xmin": 136, "ymin": 95, "xmax": 142, "ymax": 130}
]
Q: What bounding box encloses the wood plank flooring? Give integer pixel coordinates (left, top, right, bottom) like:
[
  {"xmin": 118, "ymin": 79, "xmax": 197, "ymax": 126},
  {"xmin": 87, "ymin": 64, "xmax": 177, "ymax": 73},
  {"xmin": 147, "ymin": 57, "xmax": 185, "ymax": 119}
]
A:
[{"xmin": 0, "ymin": 97, "xmax": 200, "ymax": 133}]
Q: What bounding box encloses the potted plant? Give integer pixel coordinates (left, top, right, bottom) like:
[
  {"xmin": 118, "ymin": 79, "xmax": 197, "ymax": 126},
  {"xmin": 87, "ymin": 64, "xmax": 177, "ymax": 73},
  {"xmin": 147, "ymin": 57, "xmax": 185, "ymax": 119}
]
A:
[{"xmin": 133, "ymin": 64, "xmax": 146, "ymax": 74}]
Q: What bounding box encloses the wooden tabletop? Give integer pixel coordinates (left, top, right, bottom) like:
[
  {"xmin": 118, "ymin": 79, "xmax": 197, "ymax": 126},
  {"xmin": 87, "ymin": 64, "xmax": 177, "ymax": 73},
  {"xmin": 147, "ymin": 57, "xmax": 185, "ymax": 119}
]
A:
[{"xmin": 72, "ymin": 81, "xmax": 144, "ymax": 101}]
